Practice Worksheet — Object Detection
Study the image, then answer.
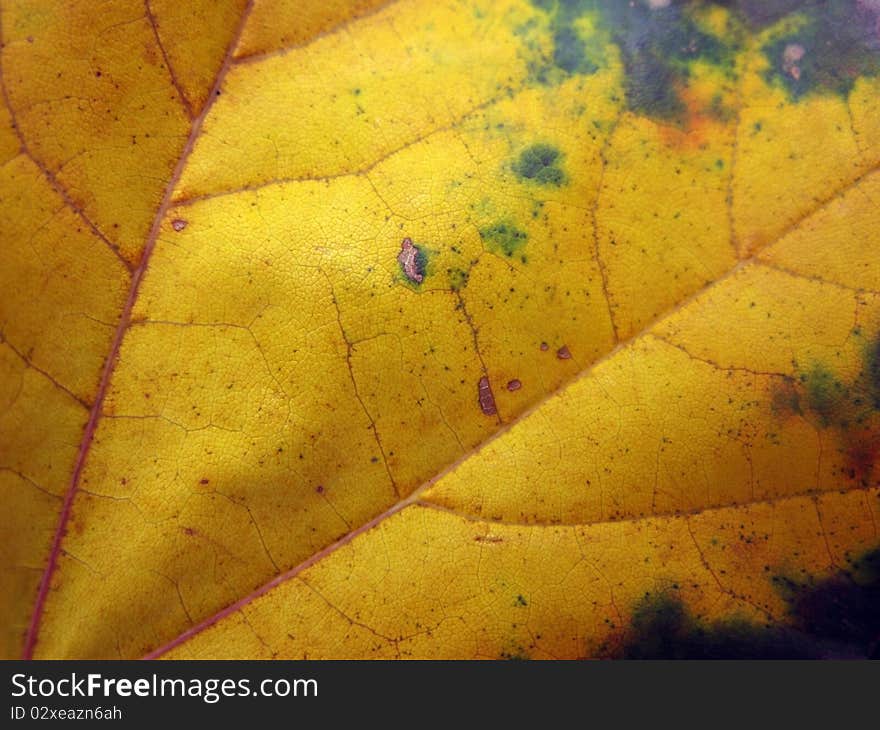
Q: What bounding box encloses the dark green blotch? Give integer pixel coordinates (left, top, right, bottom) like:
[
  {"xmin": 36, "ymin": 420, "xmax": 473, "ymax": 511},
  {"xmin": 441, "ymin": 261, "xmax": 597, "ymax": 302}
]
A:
[
  {"xmin": 866, "ymin": 336, "xmax": 880, "ymax": 409},
  {"xmin": 774, "ymin": 549, "xmax": 880, "ymax": 650},
  {"xmin": 761, "ymin": 0, "xmax": 880, "ymax": 99},
  {"xmin": 528, "ymin": 0, "xmax": 736, "ymax": 122},
  {"xmin": 618, "ymin": 594, "xmax": 814, "ymax": 659},
  {"xmin": 802, "ymin": 364, "xmax": 845, "ymax": 426},
  {"xmin": 526, "ymin": 0, "xmax": 598, "ymax": 79},
  {"xmin": 527, "ymin": 0, "xmax": 880, "ymax": 119},
  {"xmin": 552, "ymin": 25, "xmax": 597, "ymax": 74},
  {"xmin": 479, "ymin": 221, "xmax": 529, "ymax": 257},
  {"xmin": 623, "ymin": 56, "xmax": 684, "ymax": 120},
  {"xmin": 414, "ymin": 248, "xmax": 429, "ymax": 279},
  {"xmin": 607, "ymin": 1, "xmax": 731, "ymax": 120},
  {"xmin": 779, "ymin": 332, "xmax": 880, "ymax": 482},
  {"xmin": 512, "ymin": 143, "xmax": 565, "ymax": 186},
  {"xmin": 791, "ymin": 332, "xmax": 880, "ymax": 424},
  {"xmin": 615, "ymin": 545, "xmax": 880, "ymax": 659}
]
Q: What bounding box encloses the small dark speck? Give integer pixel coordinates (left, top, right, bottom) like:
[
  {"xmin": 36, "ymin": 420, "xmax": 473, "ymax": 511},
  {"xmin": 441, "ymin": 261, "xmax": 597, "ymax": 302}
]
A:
[
  {"xmin": 171, "ymin": 219, "xmax": 188, "ymax": 232},
  {"xmin": 507, "ymin": 379, "xmax": 522, "ymax": 391},
  {"xmin": 540, "ymin": 342, "xmax": 549, "ymax": 352},
  {"xmin": 557, "ymin": 345, "xmax": 572, "ymax": 360},
  {"xmin": 316, "ymin": 485, "xmax": 325, "ymax": 494},
  {"xmin": 199, "ymin": 478, "xmax": 209, "ymax": 485}
]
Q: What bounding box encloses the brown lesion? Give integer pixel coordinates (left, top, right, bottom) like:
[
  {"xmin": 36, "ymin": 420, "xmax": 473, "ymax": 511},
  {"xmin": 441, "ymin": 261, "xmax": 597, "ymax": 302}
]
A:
[{"xmin": 143, "ymin": 0, "xmax": 194, "ymax": 120}]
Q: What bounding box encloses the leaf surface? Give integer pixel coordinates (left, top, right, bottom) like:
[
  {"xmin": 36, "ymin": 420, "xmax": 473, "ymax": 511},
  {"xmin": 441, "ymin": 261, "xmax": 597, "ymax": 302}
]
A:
[{"xmin": 2, "ymin": 0, "xmax": 879, "ymax": 659}]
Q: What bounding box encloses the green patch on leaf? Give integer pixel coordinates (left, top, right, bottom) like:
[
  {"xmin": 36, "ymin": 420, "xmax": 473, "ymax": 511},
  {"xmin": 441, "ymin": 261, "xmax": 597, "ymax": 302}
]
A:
[
  {"xmin": 761, "ymin": 0, "xmax": 880, "ymax": 99},
  {"xmin": 867, "ymin": 337, "xmax": 880, "ymax": 409},
  {"xmin": 802, "ymin": 363, "xmax": 845, "ymax": 426},
  {"xmin": 552, "ymin": 25, "xmax": 598, "ymax": 75},
  {"xmin": 613, "ymin": 544, "xmax": 880, "ymax": 659},
  {"xmin": 525, "ymin": 0, "xmax": 880, "ymax": 120},
  {"xmin": 527, "ymin": 0, "xmax": 738, "ymax": 122},
  {"xmin": 602, "ymin": 0, "xmax": 734, "ymax": 120},
  {"xmin": 512, "ymin": 143, "xmax": 565, "ymax": 186},
  {"xmin": 772, "ymin": 330, "xmax": 880, "ymax": 485},
  {"xmin": 479, "ymin": 220, "xmax": 529, "ymax": 257}
]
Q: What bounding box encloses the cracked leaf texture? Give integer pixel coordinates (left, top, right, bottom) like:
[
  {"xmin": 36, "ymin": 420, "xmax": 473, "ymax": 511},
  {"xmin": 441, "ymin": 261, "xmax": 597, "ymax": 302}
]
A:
[{"xmin": 2, "ymin": 0, "xmax": 880, "ymax": 659}]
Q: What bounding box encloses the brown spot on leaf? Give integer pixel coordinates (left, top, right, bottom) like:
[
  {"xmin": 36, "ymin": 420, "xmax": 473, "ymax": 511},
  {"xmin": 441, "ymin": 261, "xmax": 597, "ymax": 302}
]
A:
[
  {"xmin": 397, "ymin": 237, "xmax": 424, "ymax": 284},
  {"xmin": 478, "ymin": 376, "xmax": 497, "ymax": 416},
  {"xmin": 844, "ymin": 428, "xmax": 880, "ymax": 484},
  {"xmin": 771, "ymin": 377, "xmax": 802, "ymax": 417},
  {"xmin": 783, "ymin": 42, "xmax": 806, "ymax": 81}
]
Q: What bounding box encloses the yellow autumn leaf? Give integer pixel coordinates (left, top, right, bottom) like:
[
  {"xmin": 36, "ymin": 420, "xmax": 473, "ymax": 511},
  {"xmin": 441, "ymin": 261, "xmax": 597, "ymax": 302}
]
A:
[{"xmin": 2, "ymin": 0, "xmax": 879, "ymax": 660}]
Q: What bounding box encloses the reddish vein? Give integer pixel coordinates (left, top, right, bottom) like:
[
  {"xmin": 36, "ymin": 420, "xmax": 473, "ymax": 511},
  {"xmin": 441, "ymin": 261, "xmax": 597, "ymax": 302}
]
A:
[
  {"xmin": 143, "ymin": 498, "xmax": 412, "ymax": 659},
  {"xmin": 232, "ymin": 0, "xmax": 403, "ymax": 66},
  {"xmin": 21, "ymin": 0, "xmax": 255, "ymax": 660},
  {"xmin": 144, "ymin": 0, "xmax": 194, "ymax": 120},
  {"xmin": 0, "ymin": 20, "xmax": 131, "ymax": 272}
]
